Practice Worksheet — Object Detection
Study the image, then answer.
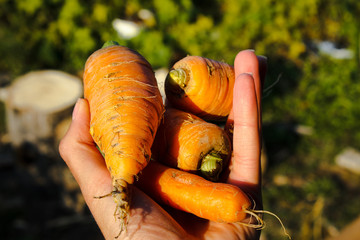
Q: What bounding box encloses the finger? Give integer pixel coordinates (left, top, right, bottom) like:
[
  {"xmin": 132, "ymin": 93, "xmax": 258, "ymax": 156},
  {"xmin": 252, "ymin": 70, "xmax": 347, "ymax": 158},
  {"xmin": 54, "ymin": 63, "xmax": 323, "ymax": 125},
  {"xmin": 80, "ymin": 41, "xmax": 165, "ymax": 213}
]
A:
[
  {"xmin": 227, "ymin": 73, "xmax": 261, "ymax": 189},
  {"xmin": 59, "ymin": 99, "xmax": 188, "ymax": 239},
  {"xmin": 225, "ymin": 51, "xmax": 266, "ymax": 138},
  {"xmin": 225, "ymin": 51, "xmax": 262, "ymax": 189},
  {"xmin": 59, "ymin": 98, "xmax": 110, "ymax": 196},
  {"xmin": 234, "ymin": 50, "xmax": 263, "ymax": 127},
  {"xmin": 59, "ymin": 98, "xmax": 121, "ymax": 238}
]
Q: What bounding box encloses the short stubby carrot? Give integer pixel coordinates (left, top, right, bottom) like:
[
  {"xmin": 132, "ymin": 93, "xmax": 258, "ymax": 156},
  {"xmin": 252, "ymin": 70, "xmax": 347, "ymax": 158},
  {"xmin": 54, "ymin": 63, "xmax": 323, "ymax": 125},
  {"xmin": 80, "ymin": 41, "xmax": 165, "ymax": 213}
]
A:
[
  {"xmin": 136, "ymin": 161, "xmax": 252, "ymax": 223},
  {"xmin": 165, "ymin": 56, "xmax": 235, "ymax": 121},
  {"xmin": 83, "ymin": 41, "xmax": 164, "ymax": 232},
  {"xmin": 152, "ymin": 108, "xmax": 231, "ymax": 181}
]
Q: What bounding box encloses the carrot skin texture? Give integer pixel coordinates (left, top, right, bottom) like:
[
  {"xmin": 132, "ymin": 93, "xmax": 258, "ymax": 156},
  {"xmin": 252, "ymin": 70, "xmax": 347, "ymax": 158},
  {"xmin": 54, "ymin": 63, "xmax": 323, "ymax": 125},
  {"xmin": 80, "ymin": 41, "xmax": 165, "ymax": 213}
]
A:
[
  {"xmin": 83, "ymin": 44, "xmax": 164, "ymax": 230},
  {"xmin": 152, "ymin": 108, "xmax": 231, "ymax": 181},
  {"xmin": 165, "ymin": 56, "xmax": 235, "ymax": 121},
  {"xmin": 137, "ymin": 161, "xmax": 251, "ymax": 223},
  {"xmin": 84, "ymin": 45, "xmax": 164, "ymax": 184}
]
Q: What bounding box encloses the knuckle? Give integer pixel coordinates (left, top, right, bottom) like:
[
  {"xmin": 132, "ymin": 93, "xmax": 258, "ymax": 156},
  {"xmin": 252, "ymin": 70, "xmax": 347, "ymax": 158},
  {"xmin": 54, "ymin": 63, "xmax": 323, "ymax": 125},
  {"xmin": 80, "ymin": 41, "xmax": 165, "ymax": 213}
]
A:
[{"xmin": 58, "ymin": 134, "xmax": 72, "ymax": 162}]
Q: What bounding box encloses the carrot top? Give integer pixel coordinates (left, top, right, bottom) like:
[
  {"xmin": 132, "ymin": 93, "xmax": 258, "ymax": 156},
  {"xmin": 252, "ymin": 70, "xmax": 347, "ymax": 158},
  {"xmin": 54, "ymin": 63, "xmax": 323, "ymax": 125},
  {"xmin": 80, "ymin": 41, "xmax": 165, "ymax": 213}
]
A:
[{"xmin": 102, "ymin": 40, "xmax": 120, "ymax": 48}]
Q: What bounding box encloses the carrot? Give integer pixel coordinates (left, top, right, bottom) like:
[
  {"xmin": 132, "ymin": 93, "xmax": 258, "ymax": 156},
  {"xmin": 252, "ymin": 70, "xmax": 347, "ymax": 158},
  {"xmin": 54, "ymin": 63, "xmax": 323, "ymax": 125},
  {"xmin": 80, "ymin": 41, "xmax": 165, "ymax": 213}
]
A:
[
  {"xmin": 137, "ymin": 161, "xmax": 252, "ymax": 223},
  {"xmin": 165, "ymin": 56, "xmax": 235, "ymax": 121},
  {"xmin": 152, "ymin": 108, "xmax": 231, "ymax": 181},
  {"xmin": 83, "ymin": 41, "xmax": 164, "ymax": 232},
  {"xmin": 137, "ymin": 161, "xmax": 292, "ymax": 239}
]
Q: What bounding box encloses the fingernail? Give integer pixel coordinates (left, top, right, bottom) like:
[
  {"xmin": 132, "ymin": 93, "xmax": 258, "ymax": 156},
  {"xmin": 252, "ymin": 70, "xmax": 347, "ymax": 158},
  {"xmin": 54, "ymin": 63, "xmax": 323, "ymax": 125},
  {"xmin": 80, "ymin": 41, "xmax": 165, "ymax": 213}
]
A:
[
  {"xmin": 248, "ymin": 49, "xmax": 255, "ymax": 52},
  {"xmin": 72, "ymin": 98, "xmax": 82, "ymax": 120}
]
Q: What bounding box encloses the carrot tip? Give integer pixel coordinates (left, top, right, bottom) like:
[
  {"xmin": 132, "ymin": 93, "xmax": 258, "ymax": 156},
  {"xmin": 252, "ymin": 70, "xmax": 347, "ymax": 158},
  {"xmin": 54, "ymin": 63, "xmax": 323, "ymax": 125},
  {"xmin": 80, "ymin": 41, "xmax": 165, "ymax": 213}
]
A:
[
  {"xmin": 92, "ymin": 179, "xmax": 131, "ymax": 238},
  {"xmin": 112, "ymin": 179, "xmax": 132, "ymax": 237},
  {"xmin": 242, "ymin": 208, "xmax": 292, "ymax": 240}
]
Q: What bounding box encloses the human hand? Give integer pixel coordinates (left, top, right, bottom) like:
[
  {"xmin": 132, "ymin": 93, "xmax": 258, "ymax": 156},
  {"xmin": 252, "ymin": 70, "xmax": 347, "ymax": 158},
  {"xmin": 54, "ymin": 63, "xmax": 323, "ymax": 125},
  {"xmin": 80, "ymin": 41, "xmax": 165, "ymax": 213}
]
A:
[{"xmin": 59, "ymin": 50, "xmax": 266, "ymax": 240}]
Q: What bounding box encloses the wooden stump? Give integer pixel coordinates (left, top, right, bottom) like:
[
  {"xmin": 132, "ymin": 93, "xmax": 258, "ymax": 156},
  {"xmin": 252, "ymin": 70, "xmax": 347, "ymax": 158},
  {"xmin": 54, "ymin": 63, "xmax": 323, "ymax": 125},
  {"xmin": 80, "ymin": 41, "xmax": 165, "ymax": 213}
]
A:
[{"xmin": 0, "ymin": 70, "xmax": 82, "ymax": 156}]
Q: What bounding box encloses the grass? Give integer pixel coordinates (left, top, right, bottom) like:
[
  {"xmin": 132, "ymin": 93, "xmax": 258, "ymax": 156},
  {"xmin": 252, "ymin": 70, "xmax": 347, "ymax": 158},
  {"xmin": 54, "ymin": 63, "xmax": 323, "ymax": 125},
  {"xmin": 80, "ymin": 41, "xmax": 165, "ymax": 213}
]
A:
[{"xmin": 260, "ymin": 121, "xmax": 360, "ymax": 239}]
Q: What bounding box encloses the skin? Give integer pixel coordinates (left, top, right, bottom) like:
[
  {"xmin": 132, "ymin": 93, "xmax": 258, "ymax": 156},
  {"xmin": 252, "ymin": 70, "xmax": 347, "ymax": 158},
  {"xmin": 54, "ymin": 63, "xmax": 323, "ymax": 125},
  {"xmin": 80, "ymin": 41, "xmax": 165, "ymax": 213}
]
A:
[{"xmin": 59, "ymin": 50, "xmax": 266, "ymax": 240}]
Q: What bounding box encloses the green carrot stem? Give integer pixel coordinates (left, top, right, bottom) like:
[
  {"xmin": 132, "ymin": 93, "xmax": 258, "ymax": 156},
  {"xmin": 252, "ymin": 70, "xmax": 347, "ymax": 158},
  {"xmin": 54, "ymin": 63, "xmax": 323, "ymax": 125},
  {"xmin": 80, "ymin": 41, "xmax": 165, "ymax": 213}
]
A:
[
  {"xmin": 200, "ymin": 151, "xmax": 224, "ymax": 182},
  {"xmin": 102, "ymin": 40, "xmax": 120, "ymax": 48},
  {"xmin": 166, "ymin": 69, "xmax": 188, "ymax": 89}
]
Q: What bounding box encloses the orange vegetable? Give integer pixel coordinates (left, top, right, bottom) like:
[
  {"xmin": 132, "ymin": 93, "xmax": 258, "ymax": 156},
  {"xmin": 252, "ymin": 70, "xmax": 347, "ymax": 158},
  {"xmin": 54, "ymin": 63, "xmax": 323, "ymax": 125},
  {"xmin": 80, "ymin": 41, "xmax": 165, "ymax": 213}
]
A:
[
  {"xmin": 152, "ymin": 108, "xmax": 231, "ymax": 181},
  {"xmin": 83, "ymin": 41, "xmax": 164, "ymax": 231},
  {"xmin": 137, "ymin": 161, "xmax": 252, "ymax": 223},
  {"xmin": 165, "ymin": 56, "xmax": 235, "ymax": 121}
]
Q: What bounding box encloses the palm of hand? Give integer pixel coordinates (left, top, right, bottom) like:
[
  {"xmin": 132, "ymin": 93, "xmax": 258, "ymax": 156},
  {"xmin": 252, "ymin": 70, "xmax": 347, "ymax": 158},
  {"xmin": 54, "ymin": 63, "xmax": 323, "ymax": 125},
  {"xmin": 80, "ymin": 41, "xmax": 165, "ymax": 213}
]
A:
[{"xmin": 121, "ymin": 186, "xmax": 260, "ymax": 240}]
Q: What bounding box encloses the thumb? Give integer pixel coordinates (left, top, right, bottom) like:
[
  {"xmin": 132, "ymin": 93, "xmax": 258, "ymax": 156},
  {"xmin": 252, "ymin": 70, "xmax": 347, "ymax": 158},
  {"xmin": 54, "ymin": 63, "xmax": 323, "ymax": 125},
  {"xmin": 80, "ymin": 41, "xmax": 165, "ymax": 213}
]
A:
[
  {"xmin": 62, "ymin": 98, "xmax": 93, "ymax": 147},
  {"xmin": 59, "ymin": 99, "xmax": 125, "ymax": 239},
  {"xmin": 59, "ymin": 98, "xmax": 110, "ymax": 194}
]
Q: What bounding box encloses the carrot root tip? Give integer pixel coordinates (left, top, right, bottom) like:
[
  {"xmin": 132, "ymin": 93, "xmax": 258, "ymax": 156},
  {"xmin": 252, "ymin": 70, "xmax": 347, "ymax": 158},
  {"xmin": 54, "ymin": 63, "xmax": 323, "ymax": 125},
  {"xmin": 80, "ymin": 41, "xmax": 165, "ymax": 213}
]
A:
[
  {"xmin": 242, "ymin": 208, "xmax": 292, "ymax": 240},
  {"xmin": 92, "ymin": 180, "xmax": 131, "ymax": 238},
  {"xmin": 112, "ymin": 179, "xmax": 131, "ymax": 237}
]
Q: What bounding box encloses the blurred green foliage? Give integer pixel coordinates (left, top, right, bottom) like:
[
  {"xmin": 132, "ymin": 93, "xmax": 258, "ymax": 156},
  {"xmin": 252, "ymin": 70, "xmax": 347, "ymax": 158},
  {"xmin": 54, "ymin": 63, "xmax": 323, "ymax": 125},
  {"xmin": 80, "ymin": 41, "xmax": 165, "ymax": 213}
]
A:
[
  {"xmin": 2, "ymin": 0, "xmax": 358, "ymax": 74},
  {"xmin": 1, "ymin": 0, "xmax": 360, "ymax": 239}
]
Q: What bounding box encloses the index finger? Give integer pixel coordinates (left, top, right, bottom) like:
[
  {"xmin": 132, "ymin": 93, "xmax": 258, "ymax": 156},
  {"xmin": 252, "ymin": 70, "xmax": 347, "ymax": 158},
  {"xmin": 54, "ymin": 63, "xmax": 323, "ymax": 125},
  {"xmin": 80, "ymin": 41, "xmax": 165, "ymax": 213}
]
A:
[
  {"xmin": 227, "ymin": 73, "xmax": 260, "ymax": 187},
  {"xmin": 226, "ymin": 51, "xmax": 266, "ymax": 134}
]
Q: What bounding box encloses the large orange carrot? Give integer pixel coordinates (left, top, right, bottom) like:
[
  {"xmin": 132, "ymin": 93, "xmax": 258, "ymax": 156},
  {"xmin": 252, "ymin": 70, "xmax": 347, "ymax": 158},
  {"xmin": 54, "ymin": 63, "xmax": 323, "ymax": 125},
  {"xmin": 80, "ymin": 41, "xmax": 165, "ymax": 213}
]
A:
[
  {"xmin": 152, "ymin": 108, "xmax": 231, "ymax": 181},
  {"xmin": 137, "ymin": 161, "xmax": 252, "ymax": 223},
  {"xmin": 165, "ymin": 56, "xmax": 235, "ymax": 121},
  {"xmin": 83, "ymin": 41, "xmax": 164, "ymax": 231}
]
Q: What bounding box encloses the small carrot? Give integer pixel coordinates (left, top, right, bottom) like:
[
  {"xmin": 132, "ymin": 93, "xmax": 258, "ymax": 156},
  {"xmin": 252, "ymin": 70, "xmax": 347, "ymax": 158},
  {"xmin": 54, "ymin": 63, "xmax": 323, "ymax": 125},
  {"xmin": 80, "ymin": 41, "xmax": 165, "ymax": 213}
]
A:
[
  {"xmin": 83, "ymin": 41, "xmax": 164, "ymax": 232},
  {"xmin": 137, "ymin": 161, "xmax": 252, "ymax": 223},
  {"xmin": 137, "ymin": 161, "xmax": 292, "ymax": 239},
  {"xmin": 165, "ymin": 56, "xmax": 235, "ymax": 121},
  {"xmin": 152, "ymin": 108, "xmax": 231, "ymax": 181}
]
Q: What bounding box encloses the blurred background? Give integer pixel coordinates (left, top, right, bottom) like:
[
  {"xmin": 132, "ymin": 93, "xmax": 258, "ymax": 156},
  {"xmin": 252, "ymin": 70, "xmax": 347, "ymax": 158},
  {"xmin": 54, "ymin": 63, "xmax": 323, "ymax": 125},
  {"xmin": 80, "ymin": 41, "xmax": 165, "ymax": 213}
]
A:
[{"xmin": 1, "ymin": 0, "xmax": 359, "ymax": 239}]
